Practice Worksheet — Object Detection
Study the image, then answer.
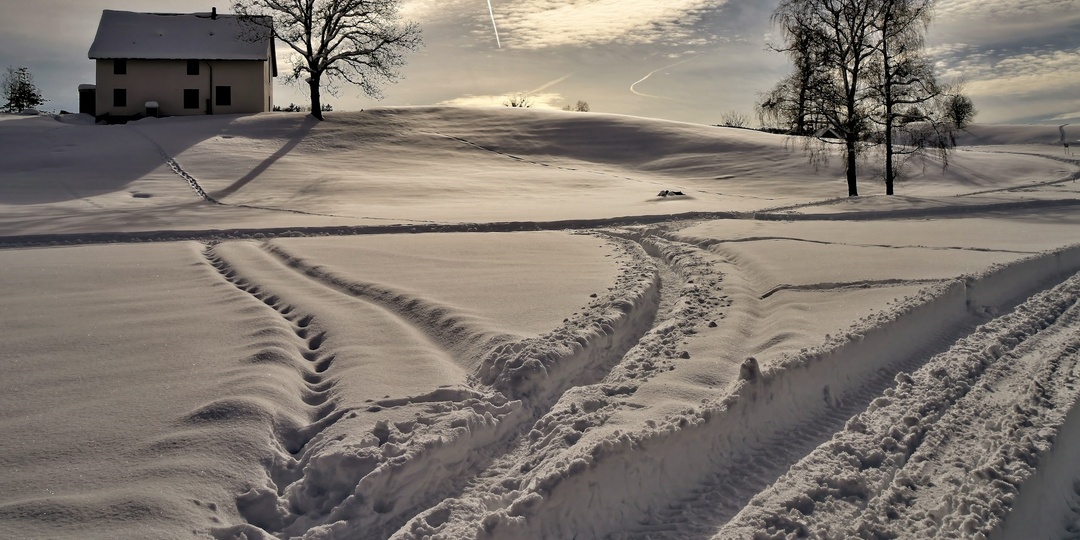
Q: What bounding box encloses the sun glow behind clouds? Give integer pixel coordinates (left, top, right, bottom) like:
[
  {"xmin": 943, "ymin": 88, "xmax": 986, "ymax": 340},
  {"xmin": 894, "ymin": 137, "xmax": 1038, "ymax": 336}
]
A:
[{"xmin": 437, "ymin": 92, "xmax": 565, "ymax": 109}]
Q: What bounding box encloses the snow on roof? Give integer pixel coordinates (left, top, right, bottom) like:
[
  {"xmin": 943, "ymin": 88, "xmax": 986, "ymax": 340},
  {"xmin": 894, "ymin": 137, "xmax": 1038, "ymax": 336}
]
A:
[{"xmin": 87, "ymin": 10, "xmax": 272, "ymax": 61}]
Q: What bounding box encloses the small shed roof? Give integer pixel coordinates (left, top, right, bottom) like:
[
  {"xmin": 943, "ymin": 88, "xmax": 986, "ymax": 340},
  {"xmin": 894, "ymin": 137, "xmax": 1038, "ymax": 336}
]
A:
[{"xmin": 88, "ymin": 10, "xmax": 273, "ymax": 62}]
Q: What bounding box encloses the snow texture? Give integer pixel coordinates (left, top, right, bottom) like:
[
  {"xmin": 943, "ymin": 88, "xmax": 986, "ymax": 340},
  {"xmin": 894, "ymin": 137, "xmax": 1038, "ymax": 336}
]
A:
[{"xmin": 1, "ymin": 107, "xmax": 1080, "ymax": 540}]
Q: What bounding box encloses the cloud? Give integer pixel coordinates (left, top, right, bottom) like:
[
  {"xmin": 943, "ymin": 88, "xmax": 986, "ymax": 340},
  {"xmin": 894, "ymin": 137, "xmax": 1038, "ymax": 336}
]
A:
[
  {"xmin": 1050, "ymin": 111, "xmax": 1080, "ymax": 122},
  {"xmin": 488, "ymin": 0, "xmax": 729, "ymax": 49},
  {"xmin": 935, "ymin": 0, "xmax": 1079, "ymax": 23},
  {"xmin": 932, "ymin": 46, "xmax": 1080, "ymax": 97},
  {"xmin": 925, "ymin": 0, "xmax": 1080, "ymax": 122}
]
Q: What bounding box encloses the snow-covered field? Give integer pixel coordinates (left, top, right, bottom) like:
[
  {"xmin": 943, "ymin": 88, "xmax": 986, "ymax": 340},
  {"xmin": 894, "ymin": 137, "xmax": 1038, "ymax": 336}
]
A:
[{"xmin": 1, "ymin": 107, "xmax": 1079, "ymax": 540}]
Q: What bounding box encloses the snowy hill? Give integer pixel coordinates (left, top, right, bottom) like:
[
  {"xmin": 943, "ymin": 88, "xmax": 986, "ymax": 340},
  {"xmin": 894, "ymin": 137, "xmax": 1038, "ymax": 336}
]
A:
[
  {"xmin": 1, "ymin": 108, "xmax": 1080, "ymax": 540},
  {"xmin": 1, "ymin": 108, "xmax": 1074, "ymax": 238}
]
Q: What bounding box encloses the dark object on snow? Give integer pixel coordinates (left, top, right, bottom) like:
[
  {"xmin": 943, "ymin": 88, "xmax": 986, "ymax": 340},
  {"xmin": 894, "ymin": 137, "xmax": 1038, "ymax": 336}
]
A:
[
  {"xmin": 657, "ymin": 190, "xmax": 686, "ymax": 197},
  {"xmin": 740, "ymin": 357, "xmax": 760, "ymax": 381},
  {"xmin": 670, "ymin": 191, "xmax": 684, "ymax": 196},
  {"xmin": 657, "ymin": 190, "xmax": 669, "ymax": 197}
]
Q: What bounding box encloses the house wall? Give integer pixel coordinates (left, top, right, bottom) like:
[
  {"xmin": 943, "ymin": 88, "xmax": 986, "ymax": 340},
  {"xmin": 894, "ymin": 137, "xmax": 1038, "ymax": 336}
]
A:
[{"xmin": 95, "ymin": 58, "xmax": 272, "ymax": 117}]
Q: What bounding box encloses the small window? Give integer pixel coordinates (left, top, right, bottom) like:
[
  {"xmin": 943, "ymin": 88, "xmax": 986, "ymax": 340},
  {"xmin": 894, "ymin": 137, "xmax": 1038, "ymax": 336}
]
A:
[
  {"xmin": 113, "ymin": 88, "xmax": 127, "ymax": 107},
  {"xmin": 215, "ymin": 86, "xmax": 231, "ymax": 107},
  {"xmin": 184, "ymin": 89, "xmax": 200, "ymax": 109},
  {"xmin": 114, "ymin": 59, "xmax": 127, "ymax": 75},
  {"xmin": 187, "ymin": 60, "xmax": 199, "ymax": 75}
]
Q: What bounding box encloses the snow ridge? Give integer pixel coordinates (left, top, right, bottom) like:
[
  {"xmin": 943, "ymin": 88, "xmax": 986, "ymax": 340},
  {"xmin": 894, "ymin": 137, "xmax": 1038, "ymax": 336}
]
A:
[
  {"xmin": 263, "ymin": 241, "xmax": 519, "ymax": 369},
  {"xmin": 204, "ymin": 236, "xmax": 666, "ymax": 539},
  {"xmin": 392, "ymin": 229, "xmax": 732, "ymax": 540},
  {"xmin": 720, "ymin": 271, "xmax": 1080, "ymax": 539},
  {"xmin": 392, "ymin": 243, "xmax": 1080, "ymax": 539}
]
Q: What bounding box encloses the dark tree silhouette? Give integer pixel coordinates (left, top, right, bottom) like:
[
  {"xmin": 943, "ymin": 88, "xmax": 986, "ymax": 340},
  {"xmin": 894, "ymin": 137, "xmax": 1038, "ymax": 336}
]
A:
[
  {"xmin": 2, "ymin": 67, "xmax": 46, "ymax": 113},
  {"xmin": 234, "ymin": 0, "xmax": 421, "ymax": 120},
  {"xmin": 771, "ymin": 0, "xmax": 883, "ymax": 197},
  {"xmin": 764, "ymin": 0, "xmax": 973, "ymax": 196},
  {"xmin": 871, "ymin": 0, "xmax": 938, "ymax": 195}
]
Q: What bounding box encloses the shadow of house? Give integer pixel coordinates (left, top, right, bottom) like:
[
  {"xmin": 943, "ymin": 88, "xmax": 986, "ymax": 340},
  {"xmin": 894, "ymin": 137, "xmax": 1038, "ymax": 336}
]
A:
[{"xmin": 0, "ymin": 114, "xmax": 235, "ymax": 205}]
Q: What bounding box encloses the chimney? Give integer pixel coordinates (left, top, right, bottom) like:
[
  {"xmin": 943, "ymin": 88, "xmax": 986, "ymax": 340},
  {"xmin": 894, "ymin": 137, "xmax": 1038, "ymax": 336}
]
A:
[{"xmin": 211, "ymin": 7, "xmax": 217, "ymax": 20}]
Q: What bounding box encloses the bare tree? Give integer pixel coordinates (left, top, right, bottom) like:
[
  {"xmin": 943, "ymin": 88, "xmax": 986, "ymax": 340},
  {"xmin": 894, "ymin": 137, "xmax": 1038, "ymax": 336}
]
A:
[
  {"xmin": 772, "ymin": 0, "xmax": 884, "ymax": 197},
  {"xmin": 943, "ymin": 93, "xmax": 976, "ymax": 130},
  {"xmin": 720, "ymin": 110, "xmax": 751, "ymax": 128},
  {"xmin": 870, "ymin": 0, "xmax": 938, "ymax": 195},
  {"xmin": 504, "ymin": 94, "xmax": 533, "ymax": 108},
  {"xmin": 2, "ymin": 67, "xmax": 46, "ymax": 113},
  {"xmin": 757, "ymin": 18, "xmax": 829, "ymax": 136},
  {"xmin": 234, "ymin": 0, "xmax": 421, "ymax": 120},
  {"xmin": 562, "ymin": 100, "xmax": 590, "ymax": 112}
]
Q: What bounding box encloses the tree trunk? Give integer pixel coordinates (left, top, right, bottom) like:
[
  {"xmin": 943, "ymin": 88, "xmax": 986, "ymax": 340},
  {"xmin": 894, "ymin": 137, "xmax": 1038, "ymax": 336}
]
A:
[
  {"xmin": 846, "ymin": 138, "xmax": 859, "ymax": 197},
  {"xmin": 309, "ymin": 75, "xmax": 323, "ymax": 121},
  {"xmin": 884, "ymin": 120, "xmax": 895, "ymax": 195}
]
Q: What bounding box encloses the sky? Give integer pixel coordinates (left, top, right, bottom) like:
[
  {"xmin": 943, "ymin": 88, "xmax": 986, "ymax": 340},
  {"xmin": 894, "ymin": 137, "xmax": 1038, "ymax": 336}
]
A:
[{"xmin": 0, "ymin": 0, "xmax": 1078, "ymax": 125}]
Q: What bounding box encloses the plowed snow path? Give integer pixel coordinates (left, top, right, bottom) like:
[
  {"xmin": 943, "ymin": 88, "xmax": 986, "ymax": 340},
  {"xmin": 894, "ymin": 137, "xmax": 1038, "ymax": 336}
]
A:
[
  {"xmin": 377, "ymin": 232, "xmax": 1080, "ymax": 540},
  {"xmin": 721, "ymin": 271, "xmax": 1080, "ymax": 540}
]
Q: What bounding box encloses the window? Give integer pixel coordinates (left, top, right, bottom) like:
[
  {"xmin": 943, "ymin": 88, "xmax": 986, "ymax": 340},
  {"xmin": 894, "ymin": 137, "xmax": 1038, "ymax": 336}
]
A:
[
  {"xmin": 113, "ymin": 88, "xmax": 127, "ymax": 107},
  {"xmin": 113, "ymin": 59, "xmax": 127, "ymax": 75},
  {"xmin": 187, "ymin": 60, "xmax": 199, "ymax": 75},
  {"xmin": 215, "ymin": 86, "xmax": 231, "ymax": 107},
  {"xmin": 184, "ymin": 89, "xmax": 200, "ymax": 110}
]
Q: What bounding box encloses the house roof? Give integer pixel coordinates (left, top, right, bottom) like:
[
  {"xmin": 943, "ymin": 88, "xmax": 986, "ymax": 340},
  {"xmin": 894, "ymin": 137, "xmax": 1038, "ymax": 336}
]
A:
[{"xmin": 88, "ymin": 10, "xmax": 274, "ymax": 62}]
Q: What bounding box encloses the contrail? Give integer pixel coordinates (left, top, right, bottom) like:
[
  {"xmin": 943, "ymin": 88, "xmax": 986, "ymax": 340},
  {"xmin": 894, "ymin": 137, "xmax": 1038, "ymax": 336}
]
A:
[
  {"xmin": 630, "ymin": 57, "xmax": 695, "ymax": 100},
  {"xmin": 486, "ymin": 0, "xmax": 501, "ymax": 48},
  {"xmin": 527, "ymin": 73, "xmax": 572, "ymax": 95}
]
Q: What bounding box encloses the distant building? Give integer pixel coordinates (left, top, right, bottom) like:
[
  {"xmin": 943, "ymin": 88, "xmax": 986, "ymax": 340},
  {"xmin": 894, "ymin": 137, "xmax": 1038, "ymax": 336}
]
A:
[{"xmin": 86, "ymin": 8, "xmax": 277, "ymax": 121}]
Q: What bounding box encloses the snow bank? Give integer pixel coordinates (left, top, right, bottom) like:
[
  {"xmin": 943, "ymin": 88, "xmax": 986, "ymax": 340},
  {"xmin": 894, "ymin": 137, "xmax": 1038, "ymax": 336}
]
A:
[
  {"xmin": 720, "ymin": 271, "xmax": 1080, "ymax": 539},
  {"xmin": 400, "ymin": 242, "xmax": 1080, "ymax": 540}
]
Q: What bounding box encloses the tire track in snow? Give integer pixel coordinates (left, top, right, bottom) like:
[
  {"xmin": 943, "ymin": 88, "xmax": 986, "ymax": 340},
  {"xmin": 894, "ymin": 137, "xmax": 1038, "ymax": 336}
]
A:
[
  {"xmin": 208, "ymin": 236, "xmax": 671, "ymax": 540},
  {"xmin": 613, "ymin": 313, "xmax": 982, "ymax": 539},
  {"xmin": 370, "ymin": 234, "xmax": 671, "ymax": 540},
  {"xmin": 759, "ymin": 278, "xmax": 946, "ymax": 299},
  {"xmin": 718, "ymin": 271, "xmax": 1080, "ymax": 539},
  {"xmin": 612, "ymin": 249, "xmax": 1080, "ymax": 540},
  {"xmin": 260, "ymin": 242, "xmax": 518, "ymax": 367},
  {"xmin": 393, "ymin": 231, "xmax": 733, "ymax": 540},
  {"xmin": 403, "ymin": 242, "xmax": 1080, "ymax": 539},
  {"xmin": 598, "ymin": 233, "xmax": 975, "ymax": 539},
  {"xmin": 8, "ymin": 197, "xmax": 1080, "ymax": 249},
  {"xmin": 683, "ymin": 234, "xmax": 1037, "ymax": 255},
  {"xmin": 204, "ymin": 242, "xmax": 499, "ymax": 539},
  {"xmin": 200, "ymin": 244, "xmax": 359, "ymax": 539},
  {"xmin": 203, "ymin": 245, "xmax": 345, "ymax": 452}
]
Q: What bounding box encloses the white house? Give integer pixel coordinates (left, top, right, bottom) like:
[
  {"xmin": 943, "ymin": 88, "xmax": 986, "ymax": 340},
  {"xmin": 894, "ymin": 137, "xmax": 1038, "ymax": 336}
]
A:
[{"xmin": 87, "ymin": 8, "xmax": 277, "ymax": 120}]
